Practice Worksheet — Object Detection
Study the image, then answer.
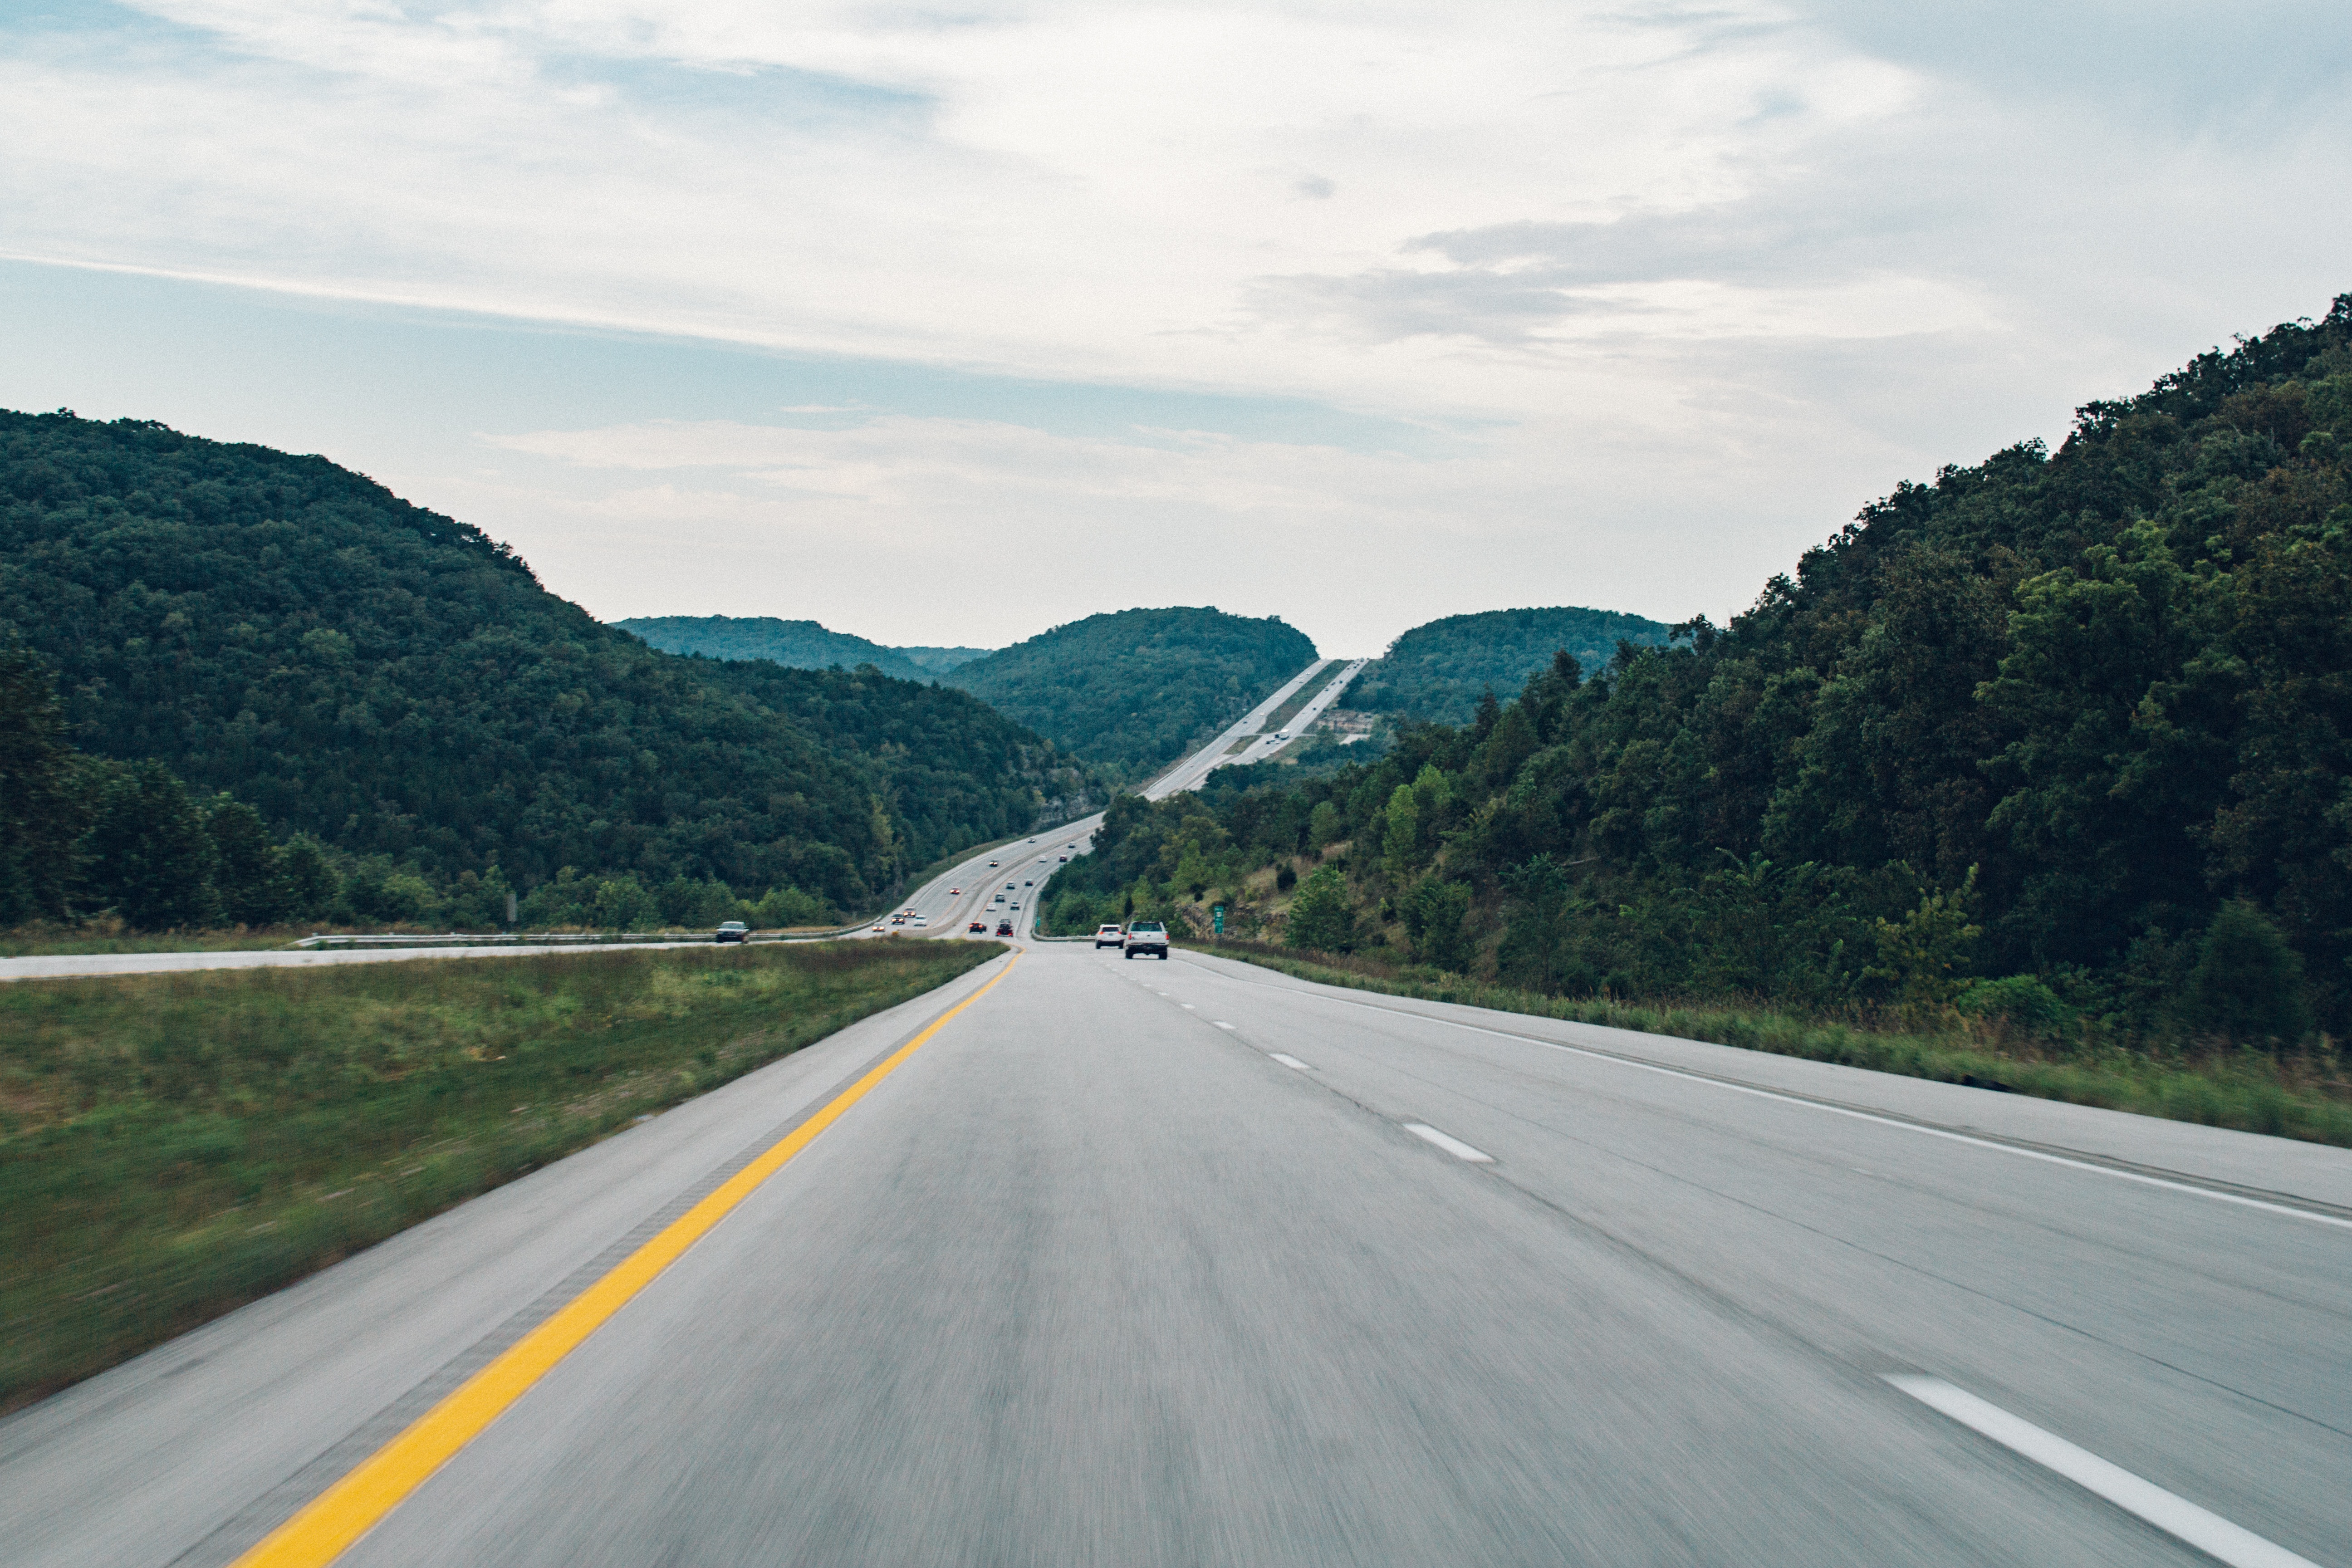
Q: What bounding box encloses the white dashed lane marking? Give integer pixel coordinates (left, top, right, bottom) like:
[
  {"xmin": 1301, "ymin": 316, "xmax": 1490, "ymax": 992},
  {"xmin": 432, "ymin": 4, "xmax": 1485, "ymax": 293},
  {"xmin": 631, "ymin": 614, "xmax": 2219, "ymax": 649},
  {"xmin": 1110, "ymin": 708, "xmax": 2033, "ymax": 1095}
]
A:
[{"xmin": 1403, "ymin": 1123, "xmax": 1493, "ymax": 1162}]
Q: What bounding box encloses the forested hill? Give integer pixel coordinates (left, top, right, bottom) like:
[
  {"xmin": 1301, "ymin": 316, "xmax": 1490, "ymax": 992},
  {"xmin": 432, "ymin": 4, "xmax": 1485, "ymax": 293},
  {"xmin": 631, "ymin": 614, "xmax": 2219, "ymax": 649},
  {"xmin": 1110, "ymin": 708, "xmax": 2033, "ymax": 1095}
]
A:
[
  {"xmin": 944, "ymin": 607, "xmax": 1317, "ymax": 781},
  {"xmin": 615, "ymin": 614, "xmax": 936, "ymax": 683},
  {"xmin": 0, "ymin": 412, "xmax": 1093, "ymax": 916},
  {"xmin": 1046, "ymin": 296, "xmax": 2352, "ymax": 1046},
  {"xmin": 1350, "ymin": 606, "xmax": 1677, "ymax": 724}
]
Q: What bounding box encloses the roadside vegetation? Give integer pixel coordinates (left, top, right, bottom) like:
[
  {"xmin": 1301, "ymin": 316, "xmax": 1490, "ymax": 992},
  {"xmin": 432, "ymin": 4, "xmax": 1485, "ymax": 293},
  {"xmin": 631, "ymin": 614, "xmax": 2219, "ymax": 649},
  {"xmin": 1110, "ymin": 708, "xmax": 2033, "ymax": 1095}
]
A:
[
  {"xmin": 1179, "ymin": 933, "xmax": 2352, "ymax": 1149},
  {"xmin": 1042, "ymin": 299, "xmax": 2352, "ymax": 1145},
  {"xmin": 0, "ymin": 939, "xmax": 998, "ymax": 1411}
]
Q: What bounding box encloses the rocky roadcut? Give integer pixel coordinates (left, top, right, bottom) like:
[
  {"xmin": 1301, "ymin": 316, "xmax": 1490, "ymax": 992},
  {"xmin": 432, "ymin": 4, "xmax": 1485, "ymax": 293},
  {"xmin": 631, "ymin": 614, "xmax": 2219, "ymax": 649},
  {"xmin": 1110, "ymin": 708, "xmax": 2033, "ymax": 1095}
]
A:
[{"xmin": 0, "ymin": 940, "xmax": 1000, "ymax": 1411}]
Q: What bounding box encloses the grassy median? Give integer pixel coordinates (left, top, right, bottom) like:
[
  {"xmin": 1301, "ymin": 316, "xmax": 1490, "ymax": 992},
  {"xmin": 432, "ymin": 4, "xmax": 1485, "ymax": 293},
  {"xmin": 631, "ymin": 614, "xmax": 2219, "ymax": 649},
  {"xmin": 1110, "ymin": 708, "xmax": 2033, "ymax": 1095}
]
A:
[
  {"xmin": 1182, "ymin": 937, "xmax": 2352, "ymax": 1150},
  {"xmin": 0, "ymin": 940, "xmax": 1000, "ymax": 1411}
]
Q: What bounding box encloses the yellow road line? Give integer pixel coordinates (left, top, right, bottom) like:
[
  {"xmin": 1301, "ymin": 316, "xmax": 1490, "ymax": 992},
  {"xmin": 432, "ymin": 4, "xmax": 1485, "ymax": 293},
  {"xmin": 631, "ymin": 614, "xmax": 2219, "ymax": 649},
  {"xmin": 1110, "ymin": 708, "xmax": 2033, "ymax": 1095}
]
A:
[{"xmin": 234, "ymin": 952, "xmax": 1020, "ymax": 1568}]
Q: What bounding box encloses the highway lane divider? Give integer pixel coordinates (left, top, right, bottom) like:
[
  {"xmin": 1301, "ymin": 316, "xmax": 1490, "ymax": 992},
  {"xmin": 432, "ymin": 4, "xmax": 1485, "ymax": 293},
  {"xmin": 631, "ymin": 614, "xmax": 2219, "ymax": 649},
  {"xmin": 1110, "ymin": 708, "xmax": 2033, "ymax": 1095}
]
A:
[{"xmin": 230, "ymin": 951, "xmax": 1022, "ymax": 1568}]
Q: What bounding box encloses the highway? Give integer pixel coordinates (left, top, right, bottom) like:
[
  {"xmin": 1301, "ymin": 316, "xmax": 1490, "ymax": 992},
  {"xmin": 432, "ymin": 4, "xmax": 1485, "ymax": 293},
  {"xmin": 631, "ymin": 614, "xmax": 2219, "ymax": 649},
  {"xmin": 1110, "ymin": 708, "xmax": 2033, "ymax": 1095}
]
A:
[
  {"xmin": 830, "ymin": 656, "xmax": 1364, "ymax": 942},
  {"xmin": 1225, "ymin": 655, "xmax": 1369, "ymax": 767},
  {"xmin": 5, "ymin": 659, "xmax": 2349, "ymax": 1566},
  {"xmin": 0, "ymin": 656, "xmax": 1348, "ymax": 981},
  {"xmin": 1146, "ymin": 656, "xmax": 1343, "ymax": 798}
]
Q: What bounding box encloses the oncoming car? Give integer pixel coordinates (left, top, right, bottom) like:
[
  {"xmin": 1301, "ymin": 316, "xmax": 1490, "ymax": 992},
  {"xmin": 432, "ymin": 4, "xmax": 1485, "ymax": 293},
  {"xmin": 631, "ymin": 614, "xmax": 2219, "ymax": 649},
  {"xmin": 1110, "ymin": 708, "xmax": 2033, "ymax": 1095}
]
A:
[
  {"xmin": 1094, "ymin": 924, "xmax": 1124, "ymax": 948},
  {"xmin": 714, "ymin": 921, "xmax": 749, "ymax": 943}
]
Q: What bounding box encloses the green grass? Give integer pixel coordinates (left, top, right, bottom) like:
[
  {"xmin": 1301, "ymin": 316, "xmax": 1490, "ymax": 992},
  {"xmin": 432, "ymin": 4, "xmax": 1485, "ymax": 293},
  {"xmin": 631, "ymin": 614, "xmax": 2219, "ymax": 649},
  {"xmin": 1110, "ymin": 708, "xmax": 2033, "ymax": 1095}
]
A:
[
  {"xmin": 0, "ymin": 924, "xmax": 333, "ymax": 958},
  {"xmin": 0, "ymin": 940, "xmax": 1000, "ymax": 1411},
  {"xmin": 1181, "ymin": 936, "xmax": 2352, "ymax": 1150}
]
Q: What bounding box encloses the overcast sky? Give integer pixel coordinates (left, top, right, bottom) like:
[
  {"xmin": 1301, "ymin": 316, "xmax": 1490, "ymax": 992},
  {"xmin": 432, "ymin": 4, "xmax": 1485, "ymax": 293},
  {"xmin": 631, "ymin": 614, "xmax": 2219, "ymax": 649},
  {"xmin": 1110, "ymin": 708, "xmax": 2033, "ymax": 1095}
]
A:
[{"xmin": 5, "ymin": 1, "xmax": 2347, "ymax": 655}]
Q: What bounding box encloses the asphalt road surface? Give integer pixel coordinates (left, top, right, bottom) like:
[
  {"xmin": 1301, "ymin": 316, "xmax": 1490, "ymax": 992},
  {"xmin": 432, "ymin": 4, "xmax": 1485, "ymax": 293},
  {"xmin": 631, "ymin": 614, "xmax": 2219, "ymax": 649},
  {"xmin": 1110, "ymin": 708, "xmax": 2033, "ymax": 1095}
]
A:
[{"xmin": 5, "ymin": 938, "xmax": 2347, "ymax": 1567}]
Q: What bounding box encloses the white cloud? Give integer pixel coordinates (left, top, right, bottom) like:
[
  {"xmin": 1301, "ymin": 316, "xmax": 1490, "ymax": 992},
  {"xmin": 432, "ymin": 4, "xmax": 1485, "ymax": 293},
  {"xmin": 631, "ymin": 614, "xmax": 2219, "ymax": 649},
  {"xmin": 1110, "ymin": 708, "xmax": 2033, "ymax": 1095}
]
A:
[
  {"xmin": 462, "ymin": 409, "xmax": 1863, "ymax": 651},
  {"xmin": 3, "ymin": 0, "xmax": 2347, "ymax": 648},
  {"xmin": 0, "ymin": 1, "xmax": 1936, "ymax": 407}
]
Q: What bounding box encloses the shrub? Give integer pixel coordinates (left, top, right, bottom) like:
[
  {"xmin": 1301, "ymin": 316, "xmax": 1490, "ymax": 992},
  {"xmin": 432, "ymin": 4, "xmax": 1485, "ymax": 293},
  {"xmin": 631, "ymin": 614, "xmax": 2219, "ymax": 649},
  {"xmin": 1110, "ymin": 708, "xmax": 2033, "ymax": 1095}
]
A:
[
  {"xmin": 1956, "ymin": 975, "xmax": 2070, "ymax": 1039},
  {"xmin": 2182, "ymin": 901, "xmax": 2311, "ymax": 1045},
  {"xmin": 1285, "ymin": 865, "xmax": 1357, "ymax": 952}
]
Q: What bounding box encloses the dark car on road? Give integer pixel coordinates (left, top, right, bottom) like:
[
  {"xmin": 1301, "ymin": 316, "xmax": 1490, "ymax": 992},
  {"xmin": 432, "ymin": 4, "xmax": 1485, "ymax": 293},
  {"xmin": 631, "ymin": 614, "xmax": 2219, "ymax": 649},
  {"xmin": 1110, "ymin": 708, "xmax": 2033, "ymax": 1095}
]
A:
[
  {"xmin": 715, "ymin": 921, "xmax": 749, "ymax": 943},
  {"xmin": 995, "ymin": 919, "xmax": 1014, "ymax": 936},
  {"xmin": 968, "ymin": 921, "xmax": 987, "ymax": 933},
  {"xmin": 1122, "ymin": 921, "xmax": 1169, "ymax": 960}
]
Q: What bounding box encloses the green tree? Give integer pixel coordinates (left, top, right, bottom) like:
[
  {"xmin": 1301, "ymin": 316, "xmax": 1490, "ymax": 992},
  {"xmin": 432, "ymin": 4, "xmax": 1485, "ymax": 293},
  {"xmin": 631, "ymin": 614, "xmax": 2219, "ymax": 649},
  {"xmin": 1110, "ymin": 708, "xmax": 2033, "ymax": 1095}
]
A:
[
  {"xmin": 1405, "ymin": 878, "xmax": 1473, "ymax": 971},
  {"xmin": 80, "ymin": 762, "xmax": 217, "ymax": 930},
  {"xmin": 279, "ymin": 835, "xmax": 339, "ymax": 920},
  {"xmin": 205, "ymin": 796, "xmax": 294, "ymax": 926},
  {"xmin": 1382, "ymin": 783, "xmax": 1419, "ymax": 881},
  {"xmin": 1285, "ymin": 865, "xmax": 1356, "ymax": 952},
  {"xmin": 1864, "ymin": 868, "xmax": 1981, "ymax": 1021},
  {"xmin": 2180, "ymin": 901, "xmax": 2310, "ymax": 1044},
  {"xmin": 0, "ymin": 647, "xmax": 82, "ymax": 923}
]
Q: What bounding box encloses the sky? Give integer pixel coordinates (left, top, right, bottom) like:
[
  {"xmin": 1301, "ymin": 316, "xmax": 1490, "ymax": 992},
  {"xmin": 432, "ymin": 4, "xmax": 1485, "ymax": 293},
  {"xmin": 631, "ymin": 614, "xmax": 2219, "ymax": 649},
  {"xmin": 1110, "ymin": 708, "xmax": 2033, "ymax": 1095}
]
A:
[{"xmin": 3, "ymin": 1, "xmax": 2348, "ymax": 657}]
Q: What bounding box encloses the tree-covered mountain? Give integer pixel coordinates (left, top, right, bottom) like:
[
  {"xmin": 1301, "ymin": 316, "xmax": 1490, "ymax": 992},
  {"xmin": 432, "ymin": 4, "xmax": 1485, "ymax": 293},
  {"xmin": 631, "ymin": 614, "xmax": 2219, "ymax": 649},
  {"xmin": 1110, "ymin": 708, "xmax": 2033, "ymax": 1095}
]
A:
[
  {"xmin": 1349, "ymin": 606, "xmax": 1676, "ymax": 724},
  {"xmin": 0, "ymin": 412, "xmax": 1093, "ymax": 923},
  {"xmin": 944, "ymin": 607, "xmax": 1318, "ymax": 781},
  {"xmin": 614, "ymin": 615, "xmax": 934, "ymax": 682},
  {"xmin": 897, "ymin": 645, "xmax": 990, "ymax": 675},
  {"xmin": 1044, "ymin": 297, "xmax": 2352, "ymax": 1048}
]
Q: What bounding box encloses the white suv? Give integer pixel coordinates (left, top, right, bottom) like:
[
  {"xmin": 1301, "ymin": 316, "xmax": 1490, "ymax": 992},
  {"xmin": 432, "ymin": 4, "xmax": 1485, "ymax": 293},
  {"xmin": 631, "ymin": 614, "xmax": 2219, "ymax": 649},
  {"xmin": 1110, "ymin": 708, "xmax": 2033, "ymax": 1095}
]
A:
[
  {"xmin": 1094, "ymin": 924, "xmax": 1124, "ymax": 949},
  {"xmin": 1122, "ymin": 921, "xmax": 1169, "ymax": 960}
]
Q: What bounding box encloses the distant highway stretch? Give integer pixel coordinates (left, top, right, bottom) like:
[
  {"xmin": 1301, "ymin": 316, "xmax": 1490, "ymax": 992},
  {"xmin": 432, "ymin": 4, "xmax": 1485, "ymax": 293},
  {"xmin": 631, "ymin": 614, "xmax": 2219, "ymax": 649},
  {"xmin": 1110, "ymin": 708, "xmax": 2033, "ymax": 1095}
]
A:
[
  {"xmin": 875, "ymin": 657, "xmax": 1363, "ymax": 942},
  {"xmin": 6, "ymin": 658, "xmax": 2348, "ymax": 1567},
  {"xmin": 0, "ymin": 658, "xmax": 1343, "ymax": 983}
]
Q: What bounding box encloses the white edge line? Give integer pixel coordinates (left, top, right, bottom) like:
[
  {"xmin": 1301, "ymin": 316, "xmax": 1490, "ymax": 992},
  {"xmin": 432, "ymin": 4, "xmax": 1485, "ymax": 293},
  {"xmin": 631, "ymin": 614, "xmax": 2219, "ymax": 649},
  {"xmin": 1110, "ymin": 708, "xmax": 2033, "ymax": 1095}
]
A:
[
  {"xmin": 1404, "ymin": 1123, "xmax": 1494, "ymax": 1162},
  {"xmin": 1886, "ymin": 1377, "xmax": 2322, "ymax": 1568},
  {"xmin": 1269, "ymin": 981, "xmax": 2352, "ymax": 1233}
]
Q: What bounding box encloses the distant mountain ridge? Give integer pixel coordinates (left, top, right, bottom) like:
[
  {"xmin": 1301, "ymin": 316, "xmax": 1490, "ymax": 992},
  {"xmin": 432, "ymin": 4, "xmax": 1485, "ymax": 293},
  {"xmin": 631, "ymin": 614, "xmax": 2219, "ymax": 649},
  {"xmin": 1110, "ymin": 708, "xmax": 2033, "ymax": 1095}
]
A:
[
  {"xmin": 944, "ymin": 607, "xmax": 1318, "ymax": 781},
  {"xmin": 0, "ymin": 413, "xmax": 1093, "ymax": 918},
  {"xmin": 897, "ymin": 645, "xmax": 990, "ymax": 674},
  {"xmin": 1351, "ymin": 605, "xmax": 1678, "ymax": 724},
  {"xmin": 616, "ymin": 615, "xmax": 936, "ymax": 682}
]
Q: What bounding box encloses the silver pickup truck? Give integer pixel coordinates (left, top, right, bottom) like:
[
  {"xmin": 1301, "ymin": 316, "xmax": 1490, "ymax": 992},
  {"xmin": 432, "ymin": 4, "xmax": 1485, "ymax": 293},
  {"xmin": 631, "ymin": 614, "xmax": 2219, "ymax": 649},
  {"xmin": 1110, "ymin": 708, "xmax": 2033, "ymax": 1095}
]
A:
[{"xmin": 1122, "ymin": 920, "xmax": 1169, "ymax": 960}]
